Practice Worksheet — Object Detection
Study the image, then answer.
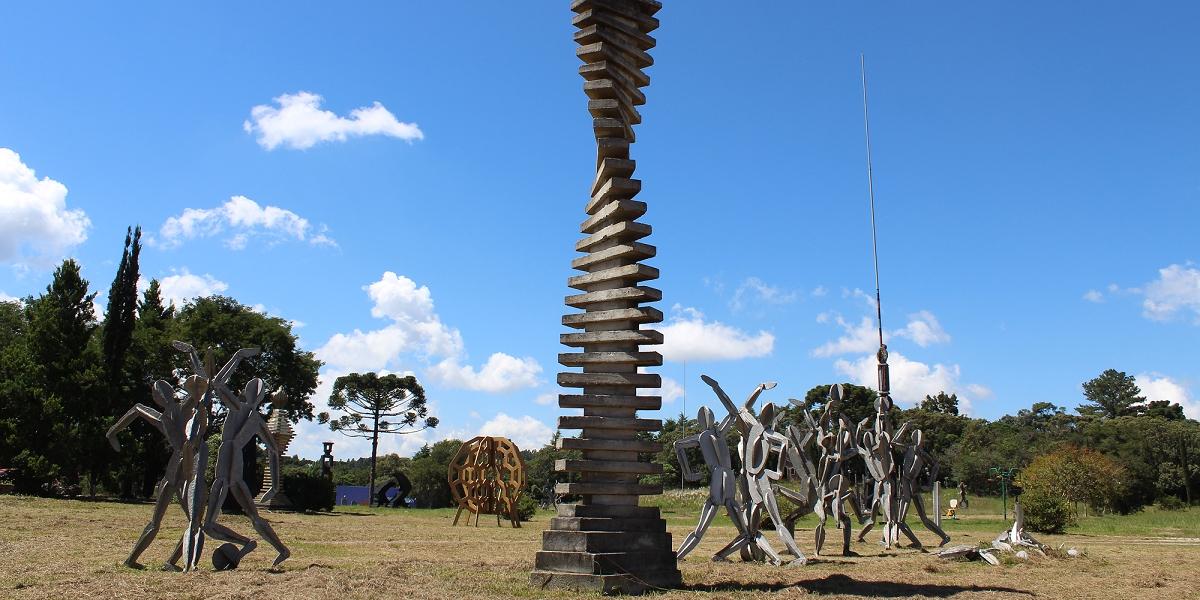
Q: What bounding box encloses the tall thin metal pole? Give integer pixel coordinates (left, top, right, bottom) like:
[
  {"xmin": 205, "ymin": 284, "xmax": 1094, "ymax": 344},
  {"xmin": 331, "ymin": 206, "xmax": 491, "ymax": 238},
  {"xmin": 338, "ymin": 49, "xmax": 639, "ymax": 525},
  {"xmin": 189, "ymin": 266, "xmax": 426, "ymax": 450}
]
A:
[
  {"xmin": 680, "ymin": 360, "xmax": 687, "ymax": 491},
  {"xmin": 861, "ymin": 54, "xmax": 884, "ymax": 346}
]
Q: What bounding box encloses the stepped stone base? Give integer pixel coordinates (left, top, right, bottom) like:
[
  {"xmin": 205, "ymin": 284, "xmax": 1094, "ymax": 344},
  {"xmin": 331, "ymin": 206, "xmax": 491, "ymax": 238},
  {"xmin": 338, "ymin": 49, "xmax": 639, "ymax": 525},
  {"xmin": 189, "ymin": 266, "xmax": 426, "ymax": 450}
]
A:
[
  {"xmin": 254, "ymin": 491, "xmax": 294, "ymax": 511},
  {"xmin": 530, "ymin": 504, "xmax": 681, "ymax": 595}
]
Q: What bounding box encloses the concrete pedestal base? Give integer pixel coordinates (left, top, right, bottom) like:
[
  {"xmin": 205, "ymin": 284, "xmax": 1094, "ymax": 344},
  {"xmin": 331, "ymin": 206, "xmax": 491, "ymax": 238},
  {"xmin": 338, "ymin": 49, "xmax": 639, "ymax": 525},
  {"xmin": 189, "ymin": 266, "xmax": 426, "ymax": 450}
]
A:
[{"xmin": 530, "ymin": 504, "xmax": 681, "ymax": 595}]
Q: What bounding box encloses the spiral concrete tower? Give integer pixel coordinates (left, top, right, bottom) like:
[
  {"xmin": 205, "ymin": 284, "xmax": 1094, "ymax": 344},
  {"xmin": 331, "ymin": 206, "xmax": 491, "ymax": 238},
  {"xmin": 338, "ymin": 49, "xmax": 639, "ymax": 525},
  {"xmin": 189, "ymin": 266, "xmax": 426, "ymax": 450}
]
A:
[{"xmin": 530, "ymin": 0, "xmax": 681, "ymax": 594}]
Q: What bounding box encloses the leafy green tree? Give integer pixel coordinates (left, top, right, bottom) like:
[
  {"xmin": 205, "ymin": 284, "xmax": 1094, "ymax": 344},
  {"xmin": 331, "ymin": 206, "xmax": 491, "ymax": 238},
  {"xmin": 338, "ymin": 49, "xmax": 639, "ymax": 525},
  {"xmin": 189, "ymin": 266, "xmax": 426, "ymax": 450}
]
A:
[
  {"xmin": 920, "ymin": 391, "xmax": 960, "ymax": 415},
  {"xmin": 175, "ymin": 296, "xmax": 320, "ymax": 422},
  {"xmin": 319, "ymin": 372, "xmax": 437, "ymax": 506},
  {"xmin": 1017, "ymin": 444, "xmax": 1127, "ymax": 517},
  {"xmin": 1143, "ymin": 400, "xmax": 1186, "ymax": 421},
  {"xmin": 24, "ymin": 260, "xmax": 104, "ymax": 493},
  {"xmin": 409, "ymin": 439, "xmax": 462, "ymax": 508},
  {"xmin": 99, "ymin": 227, "xmax": 146, "ymax": 497},
  {"xmin": 788, "ymin": 383, "xmax": 882, "ymax": 426},
  {"xmin": 100, "ymin": 226, "xmax": 142, "ymax": 378},
  {"xmin": 175, "ymin": 295, "xmax": 321, "ymax": 499},
  {"xmin": 1078, "ymin": 369, "xmax": 1145, "ymax": 419},
  {"xmin": 0, "ymin": 300, "xmax": 48, "ymax": 493}
]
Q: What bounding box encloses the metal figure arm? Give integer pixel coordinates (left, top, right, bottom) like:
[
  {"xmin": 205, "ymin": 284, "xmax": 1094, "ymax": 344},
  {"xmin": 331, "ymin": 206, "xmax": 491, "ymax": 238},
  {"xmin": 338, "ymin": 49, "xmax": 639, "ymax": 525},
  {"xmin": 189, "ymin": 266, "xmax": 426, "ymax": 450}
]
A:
[
  {"xmin": 211, "ymin": 348, "xmax": 260, "ymax": 411},
  {"xmin": 257, "ymin": 417, "xmax": 282, "ymax": 502},
  {"xmin": 172, "ymin": 341, "xmax": 206, "ymax": 377},
  {"xmin": 107, "ymin": 404, "xmax": 164, "ymax": 451},
  {"xmin": 763, "ymin": 431, "xmax": 789, "ymax": 480},
  {"xmin": 701, "ymin": 375, "xmax": 739, "ymax": 420},
  {"xmin": 674, "ymin": 434, "xmax": 703, "ymax": 482}
]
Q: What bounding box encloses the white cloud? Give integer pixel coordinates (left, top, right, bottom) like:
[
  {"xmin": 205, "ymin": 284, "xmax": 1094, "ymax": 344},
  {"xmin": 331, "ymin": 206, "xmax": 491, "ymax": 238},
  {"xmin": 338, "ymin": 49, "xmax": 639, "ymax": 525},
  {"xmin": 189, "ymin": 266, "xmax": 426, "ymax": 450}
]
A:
[
  {"xmin": 1135, "ymin": 372, "xmax": 1198, "ymax": 420},
  {"xmin": 426, "ymin": 353, "xmax": 543, "ymax": 393},
  {"xmin": 658, "ymin": 305, "xmax": 774, "ymax": 362},
  {"xmin": 149, "ymin": 268, "xmax": 229, "ymax": 308},
  {"xmin": 812, "ymin": 311, "xmax": 949, "ymax": 357},
  {"xmin": 0, "ymin": 148, "xmax": 90, "ymax": 269},
  {"xmin": 833, "ymin": 350, "xmax": 985, "ymax": 415},
  {"xmin": 894, "ymin": 310, "xmax": 951, "ymax": 347},
  {"xmin": 244, "ymin": 91, "xmax": 424, "ymax": 150},
  {"xmin": 478, "ymin": 413, "xmax": 555, "ymax": 450},
  {"xmin": 1083, "ymin": 289, "xmax": 1104, "ymax": 303},
  {"xmin": 811, "ymin": 286, "xmax": 828, "ymax": 297},
  {"xmin": 153, "ymin": 195, "xmax": 336, "ymax": 250},
  {"xmin": 534, "ymin": 392, "xmax": 557, "ymax": 406},
  {"xmin": 1, "ymin": 291, "xmax": 19, "ymax": 303},
  {"xmin": 315, "ymin": 272, "xmax": 539, "ymax": 393},
  {"xmin": 1141, "ymin": 263, "xmax": 1200, "ymax": 324},
  {"xmin": 730, "ymin": 277, "xmax": 798, "ymax": 312},
  {"xmin": 647, "ymin": 376, "xmax": 686, "ymax": 404},
  {"xmin": 812, "ymin": 315, "xmax": 878, "ymax": 358}
]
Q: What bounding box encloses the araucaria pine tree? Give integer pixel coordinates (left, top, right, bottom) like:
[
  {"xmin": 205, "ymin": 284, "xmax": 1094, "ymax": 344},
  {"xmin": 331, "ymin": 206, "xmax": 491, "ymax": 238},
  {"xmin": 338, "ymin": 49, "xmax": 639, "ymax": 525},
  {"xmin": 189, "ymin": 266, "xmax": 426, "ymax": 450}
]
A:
[{"xmin": 320, "ymin": 373, "xmax": 438, "ymax": 506}]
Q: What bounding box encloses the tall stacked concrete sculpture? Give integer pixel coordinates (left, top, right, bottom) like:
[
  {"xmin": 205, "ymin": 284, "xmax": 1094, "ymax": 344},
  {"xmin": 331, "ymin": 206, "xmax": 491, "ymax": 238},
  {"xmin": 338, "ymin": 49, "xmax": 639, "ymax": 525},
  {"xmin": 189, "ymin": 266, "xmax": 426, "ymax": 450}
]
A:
[{"xmin": 531, "ymin": 0, "xmax": 682, "ymax": 594}]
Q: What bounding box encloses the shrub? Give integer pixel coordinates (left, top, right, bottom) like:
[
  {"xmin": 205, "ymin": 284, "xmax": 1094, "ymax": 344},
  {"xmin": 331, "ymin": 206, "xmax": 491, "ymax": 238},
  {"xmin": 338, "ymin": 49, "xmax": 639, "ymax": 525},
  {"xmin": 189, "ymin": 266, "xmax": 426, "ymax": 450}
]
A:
[
  {"xmin": 1156, "ymin": 495, "xmax": 1186, "ymax": 511},
  {"xmin": 515, "ymin": 494, "xmax": 537, "ymax": 522},
  {"xmin": 282, "ymin": 469, "xmax": 335, "ymax": 512},
  {"xmin": 1021, "ymin": 490, "xmax": 1073, "ymax": 534}
]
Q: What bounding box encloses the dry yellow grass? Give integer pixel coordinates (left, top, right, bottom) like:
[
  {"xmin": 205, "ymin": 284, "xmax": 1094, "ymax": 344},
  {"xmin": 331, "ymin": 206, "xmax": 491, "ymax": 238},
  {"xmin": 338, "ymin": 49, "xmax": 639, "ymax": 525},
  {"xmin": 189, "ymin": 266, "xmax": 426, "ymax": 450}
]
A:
[{"xmin": 1, "ymin": 495, "xmax": 1198, "ymax": 599}]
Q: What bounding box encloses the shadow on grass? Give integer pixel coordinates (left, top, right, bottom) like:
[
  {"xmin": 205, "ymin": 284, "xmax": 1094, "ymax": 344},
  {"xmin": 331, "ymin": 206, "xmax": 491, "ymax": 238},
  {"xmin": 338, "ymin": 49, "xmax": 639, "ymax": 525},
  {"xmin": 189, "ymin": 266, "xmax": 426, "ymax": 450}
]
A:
[{"xmin": 685, "ymin": 573, "xmax": 1035, "ymax": 597}]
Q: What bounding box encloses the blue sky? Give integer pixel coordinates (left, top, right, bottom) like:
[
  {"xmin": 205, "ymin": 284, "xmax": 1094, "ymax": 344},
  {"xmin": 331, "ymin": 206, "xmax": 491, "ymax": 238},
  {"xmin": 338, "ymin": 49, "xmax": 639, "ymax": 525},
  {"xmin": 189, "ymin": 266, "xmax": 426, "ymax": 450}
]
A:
[{"xmin": 2, "ymin": 2, "xmax": 1197, "ymax": 459}]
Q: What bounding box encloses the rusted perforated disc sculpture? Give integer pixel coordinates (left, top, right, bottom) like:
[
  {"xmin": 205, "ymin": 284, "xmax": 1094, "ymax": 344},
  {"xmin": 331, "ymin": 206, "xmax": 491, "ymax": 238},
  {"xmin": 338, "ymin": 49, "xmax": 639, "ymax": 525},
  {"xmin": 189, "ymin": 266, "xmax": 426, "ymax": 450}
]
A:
[{"xmin": 448, "ymin": 436, "xmax": 526, "ymax": 528}]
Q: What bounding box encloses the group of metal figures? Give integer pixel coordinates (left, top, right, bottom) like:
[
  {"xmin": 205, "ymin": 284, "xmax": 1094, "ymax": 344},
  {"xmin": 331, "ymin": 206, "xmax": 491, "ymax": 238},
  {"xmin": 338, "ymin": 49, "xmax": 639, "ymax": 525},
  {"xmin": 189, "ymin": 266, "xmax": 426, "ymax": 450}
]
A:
[
  {"xmin": 675, "ymin": 345, "xmax": 949, "ymax": 566},
  {"xmin": 106, "ymin": 341, "xmax": 289, "ymax": 571}
]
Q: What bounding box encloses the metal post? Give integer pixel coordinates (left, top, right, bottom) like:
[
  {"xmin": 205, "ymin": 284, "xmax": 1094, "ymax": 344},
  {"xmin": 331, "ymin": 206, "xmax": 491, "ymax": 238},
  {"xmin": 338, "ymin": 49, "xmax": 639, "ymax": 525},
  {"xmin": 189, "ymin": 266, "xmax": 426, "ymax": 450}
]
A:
[{"xmin": 933, "ymin": 481, "xmax": 941, "ymax": 527}]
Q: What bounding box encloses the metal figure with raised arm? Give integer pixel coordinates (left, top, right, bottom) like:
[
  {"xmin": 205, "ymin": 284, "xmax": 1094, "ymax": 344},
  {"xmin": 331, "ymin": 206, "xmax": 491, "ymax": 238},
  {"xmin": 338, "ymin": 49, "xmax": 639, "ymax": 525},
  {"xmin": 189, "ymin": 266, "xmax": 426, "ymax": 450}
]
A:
[
  {"xmin": 892, "ymin": 429, "xmax": 951, "ymax": 548},
  {"xmin": 673, "ymin": 406, "xmax": 748, "ymax": 561},
  {"xmin": 168, "ymin": 341, "xmax": 261, "ymax": 570},
  {"xmin": 700, "ymin": 376, "xmax": 805, "ymax": 565},
  {"xmin": 202, "ymin": 377, "xmax": 290, "ymax": 568},
  {"xmin": 107, "ymin": 376, "xmax": 208, "ymax": 569}
]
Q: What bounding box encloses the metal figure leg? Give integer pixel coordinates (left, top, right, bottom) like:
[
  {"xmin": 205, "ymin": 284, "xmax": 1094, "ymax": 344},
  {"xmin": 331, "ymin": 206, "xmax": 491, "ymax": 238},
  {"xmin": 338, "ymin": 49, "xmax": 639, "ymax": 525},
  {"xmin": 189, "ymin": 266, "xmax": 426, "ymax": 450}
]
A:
[
  {"xmin": 677, "ymin": 500, "xmax": 719, "ymax": 559},
  {"xmin": 912, "ymin": 493, "xmax": 950, "ymax": 546},
  {"xmin": 124, "ymin": 472, "xmax": 177, "ymax": 568},
  {"xmin": 230, "ymin": 481, "xmax": 289, "ymax": 566}
]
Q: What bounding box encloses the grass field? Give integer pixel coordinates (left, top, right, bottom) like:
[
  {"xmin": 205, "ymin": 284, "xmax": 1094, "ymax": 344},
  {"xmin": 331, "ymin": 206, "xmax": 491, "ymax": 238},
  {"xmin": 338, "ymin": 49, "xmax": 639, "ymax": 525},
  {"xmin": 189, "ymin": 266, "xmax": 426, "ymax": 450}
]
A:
[{"xmin": 2, "ymin": 492, "xmax": 1198, "ymax": 599}]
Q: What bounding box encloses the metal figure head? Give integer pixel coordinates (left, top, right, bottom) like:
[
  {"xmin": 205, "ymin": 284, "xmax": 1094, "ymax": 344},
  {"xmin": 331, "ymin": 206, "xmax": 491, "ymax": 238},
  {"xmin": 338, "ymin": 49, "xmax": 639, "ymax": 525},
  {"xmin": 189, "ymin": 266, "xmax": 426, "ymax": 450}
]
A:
[
  {"xmin": 242, "ymin": 378, "xmax": 269, "ymax": 409},
  {"xmin": 697, "ymin": 406, "xmax": 715, "ymax": 430}
]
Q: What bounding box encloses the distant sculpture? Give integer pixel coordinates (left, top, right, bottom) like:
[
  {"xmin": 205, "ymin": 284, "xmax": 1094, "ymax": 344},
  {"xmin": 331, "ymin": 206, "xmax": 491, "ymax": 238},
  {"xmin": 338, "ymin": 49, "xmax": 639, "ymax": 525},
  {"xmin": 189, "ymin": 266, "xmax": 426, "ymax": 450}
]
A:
[
  {"xmin": 374, "ymin": 472, "xmax": 412, "ymax": 508},
  {"xmin": 106, "ymin": 376, "xmax": 208, "ymax": 569},
  {"xmin": 320, "ymin": 441, "xmax": 335, "ymax": 481},
  {"xmin": 448, "ymin": 436, "xmax": 526, "ymax": 527},
  {"xmin": 958, "ymin": 481, "xmax": 969, "ymax": 509},
  {"xmin": 993, "ymin": 488, "xmax": 1044, "ymax": 552},
  {"xmin": 256, "ymin": 389, "xmax": 295, "ymax": 510}
]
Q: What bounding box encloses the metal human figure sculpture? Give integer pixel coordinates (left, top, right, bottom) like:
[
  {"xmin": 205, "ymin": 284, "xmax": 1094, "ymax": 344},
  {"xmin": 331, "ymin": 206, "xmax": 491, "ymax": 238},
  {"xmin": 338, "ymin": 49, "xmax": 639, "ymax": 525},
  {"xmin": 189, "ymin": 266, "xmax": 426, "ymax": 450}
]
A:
[
  {"xmin": 809, "ymin": 387, "xmax": 868, "ymax": 556},
  {"xmin": 673, "ymin": 406, "xmax": 749, "ymax": 561},
  {"xmin": 320, "ymin": 441, "xmax": 335, "ymax": 481},
  {"xmin": 202, "ymin": 377, "xmax": 290, "ymax": 567},
  {"xmin": 701, "ymin": 376, "xmax": 805, "ymax": 566},
  {"xmin": 106, "ymin": 376, "xmax": 208, "ymax": 569},
  {"xmin": 168, "ymin": 342, "xmax": 262, "ymax": 571},
  {"xmin": 892, "ymin": 429, "xmax": 951, "ymax": 548}
]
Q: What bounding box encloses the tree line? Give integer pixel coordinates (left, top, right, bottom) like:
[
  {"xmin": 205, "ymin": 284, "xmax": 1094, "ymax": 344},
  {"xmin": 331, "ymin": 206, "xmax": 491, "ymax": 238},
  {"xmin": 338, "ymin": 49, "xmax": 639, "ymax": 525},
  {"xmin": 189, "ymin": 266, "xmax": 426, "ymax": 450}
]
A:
[{"xmin": 0, "ymin": 227, "xmax": 320, "ymax": 497}]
